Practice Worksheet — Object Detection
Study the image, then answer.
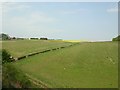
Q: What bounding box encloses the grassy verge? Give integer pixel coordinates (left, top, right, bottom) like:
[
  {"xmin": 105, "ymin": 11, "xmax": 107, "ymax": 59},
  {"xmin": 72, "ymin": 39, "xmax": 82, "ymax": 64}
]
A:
[{"xmin": 2, "ymin": 63, "xmax": 33, "ymax": 88}]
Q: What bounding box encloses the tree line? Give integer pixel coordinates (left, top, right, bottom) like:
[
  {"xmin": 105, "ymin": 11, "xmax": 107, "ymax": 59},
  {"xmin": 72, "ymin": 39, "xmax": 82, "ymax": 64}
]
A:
[{"xmin": 0, "ymin": 33, "xmax": 48, "ymax": 40}]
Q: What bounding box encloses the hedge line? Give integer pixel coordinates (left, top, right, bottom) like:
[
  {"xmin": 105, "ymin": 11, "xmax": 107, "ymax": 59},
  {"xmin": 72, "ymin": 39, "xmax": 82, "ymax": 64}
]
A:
[{"xmin": 4, "ymin": 43, "xmax": 79, "ymax": 62}]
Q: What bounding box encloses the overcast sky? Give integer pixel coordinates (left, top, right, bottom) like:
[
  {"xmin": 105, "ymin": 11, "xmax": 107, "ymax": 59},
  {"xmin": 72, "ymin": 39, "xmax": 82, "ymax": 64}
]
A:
[{"xmin": 2, "ymin": 2, "xmax": 118, "ymax": 41}]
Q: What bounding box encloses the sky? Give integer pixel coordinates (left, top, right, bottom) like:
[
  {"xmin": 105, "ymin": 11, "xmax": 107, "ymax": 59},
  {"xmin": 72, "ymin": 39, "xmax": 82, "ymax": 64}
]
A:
[{"xmin": 1, "ymin": 2, "xmax": 118, "ymax": 41}]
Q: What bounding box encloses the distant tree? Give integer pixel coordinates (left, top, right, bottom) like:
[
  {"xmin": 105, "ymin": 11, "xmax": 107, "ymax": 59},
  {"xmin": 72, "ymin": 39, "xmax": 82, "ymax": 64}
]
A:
[
  {"xmin": 30, "ymin": 38, "xmax": 39, "ymax": 40},
  {"xmin": 12, "ymin": 37, "xmax": 16, "ymax": 39},
  {"xmin": 0, "ymin": 33, "xmax": 10, "ymax": 40},
  {"xmin": 112, "ymin": 35, "xmax": 120, "ymax": 41},
  {"xmin": 40, "ymin": 38, "xmax": 48, "ymax": 40}
]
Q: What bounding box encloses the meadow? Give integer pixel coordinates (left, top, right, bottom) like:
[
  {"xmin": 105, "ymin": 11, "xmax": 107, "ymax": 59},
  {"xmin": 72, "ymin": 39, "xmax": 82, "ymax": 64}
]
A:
[
  {"xmin": 2, "ymin": 40, "xmax": 73, "ymax": 58},
  {"xmin": 5, "ymin": 41, "xmax": 118, "ymax": 88}
]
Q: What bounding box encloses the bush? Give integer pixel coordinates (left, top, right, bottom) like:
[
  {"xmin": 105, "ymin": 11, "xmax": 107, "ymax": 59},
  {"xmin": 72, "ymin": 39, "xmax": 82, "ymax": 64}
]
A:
[{"xmin": 2, "ymin": 49, "xmax": 11, "ymax": 64}]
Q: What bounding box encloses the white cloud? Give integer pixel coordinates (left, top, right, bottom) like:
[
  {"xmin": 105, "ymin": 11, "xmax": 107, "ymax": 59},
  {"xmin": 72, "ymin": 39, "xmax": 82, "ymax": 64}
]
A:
[
  {"xmin": 3, "ymin": 9, "xmax": 59, "ymax": 37},
  {"xmin": 30, "ymin": 12, "xmax": 57, "ymax": 23},
  {"xmin": 107, "ymin": 8, "xmax": 118, "ymax": 13},
  {"xmin": 4, "ymin": 10, "xmax": 57, "ymax": 27},
  {"xmin": 2, "ymin": 2, "xmax": 59, "ymax": 37},
  {"xmin": 60, "ymin": 9, "xmax": 88, "ymax": 15}
]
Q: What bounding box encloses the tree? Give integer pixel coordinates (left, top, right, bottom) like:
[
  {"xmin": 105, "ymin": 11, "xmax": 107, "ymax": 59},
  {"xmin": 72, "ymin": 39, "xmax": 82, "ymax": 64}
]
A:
[
  {"xmin": 40, "ymin": 38, "xmax": 48, "ymax": 40},
  {"xmin": 0, "ymin": 33, "xmax": 10, "ymax": 40},
  {"xmin": 12, "ymin": 37, "xmax": 16, "ymax": 39},
  {"xmin": 112, "ymin": 35, "xmax": 120, "ymax": 41}
]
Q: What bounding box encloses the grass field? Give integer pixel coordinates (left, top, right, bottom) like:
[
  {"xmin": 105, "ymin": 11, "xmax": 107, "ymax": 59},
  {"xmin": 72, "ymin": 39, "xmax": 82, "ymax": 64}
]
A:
[
  {"xmin": 2, "ymin": 40, "xmax": 73, "ymax": 58},
  {"xmin": 9, "ymin": 41, "xmax": 118, "ymax": 88}
]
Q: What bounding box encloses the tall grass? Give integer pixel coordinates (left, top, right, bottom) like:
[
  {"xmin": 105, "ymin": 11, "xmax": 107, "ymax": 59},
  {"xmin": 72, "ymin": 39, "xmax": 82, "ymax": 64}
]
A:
[{"xmin": 2, "ymin": 63, "xmax": 32, "ymax": 88}]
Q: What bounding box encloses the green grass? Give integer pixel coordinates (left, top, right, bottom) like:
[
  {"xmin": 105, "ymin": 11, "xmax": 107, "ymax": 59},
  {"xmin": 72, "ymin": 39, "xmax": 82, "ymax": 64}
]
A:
[
  {"xmin": 12, "ymin": 41, "xmax": 118, "ymax": 88},
  {"xmin": 2, "ymin": 40, "xmax": 72, "ymax": 58}
]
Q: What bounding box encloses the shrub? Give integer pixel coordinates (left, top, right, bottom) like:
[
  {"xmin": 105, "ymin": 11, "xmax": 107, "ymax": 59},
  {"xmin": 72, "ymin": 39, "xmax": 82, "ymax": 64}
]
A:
[{"xmin": 2, "ymin": 49, "xmax": 11, "ymax": 64}]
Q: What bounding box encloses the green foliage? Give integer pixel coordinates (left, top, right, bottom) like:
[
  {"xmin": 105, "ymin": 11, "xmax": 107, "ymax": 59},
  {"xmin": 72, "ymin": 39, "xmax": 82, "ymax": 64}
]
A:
[
  {"xmin": 2, "ymin": 49, "xmax": 11, "ymax": 64},
  {"xmin": 0, "ymin": 33, "xmax": 10, "ymax": 40},
  {"xmin": 40, "ymin": 38, "xmax": 48, "ymax": 40},
  {"xmin": 30, "ymin": 38, "xmax": 39, "ymax": 40},
  {"xmin": 2, "ymin": 49, "xmax": 32, "ymax": 88},
  {"xmin": 2, "ymin": 64, "xmax": 32, "ymax": 88},
  {"xmin": 112, "ymin": 35, "xmax": 120, "ymax": 41}
]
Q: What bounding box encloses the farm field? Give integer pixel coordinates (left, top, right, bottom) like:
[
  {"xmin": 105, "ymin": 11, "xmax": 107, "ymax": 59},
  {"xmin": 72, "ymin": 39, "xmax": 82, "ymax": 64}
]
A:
[
  {"xmin": 2, "ymin": 40, "xmax": 73, "ymax": 58},
  {"xmin": 10, "ymin": 41, "xmax": 118, "ymax": 88}
]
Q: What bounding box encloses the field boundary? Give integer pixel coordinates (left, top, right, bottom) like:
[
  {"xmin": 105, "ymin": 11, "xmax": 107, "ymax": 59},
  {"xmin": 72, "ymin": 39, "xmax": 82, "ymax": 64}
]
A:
[{"xmin": 10, "ymin": 43, "xmax": 79, "ymax": 62}]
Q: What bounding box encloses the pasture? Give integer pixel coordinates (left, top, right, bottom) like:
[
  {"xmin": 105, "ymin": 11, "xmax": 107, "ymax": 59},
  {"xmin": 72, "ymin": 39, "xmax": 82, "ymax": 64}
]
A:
[
  {"xmin": 8, "ymin": 41, "xmax": 118, "ymax": 88},
  {"xmin": 2, "ymin": 40, "xmax": 73, "ymax": 58}
]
